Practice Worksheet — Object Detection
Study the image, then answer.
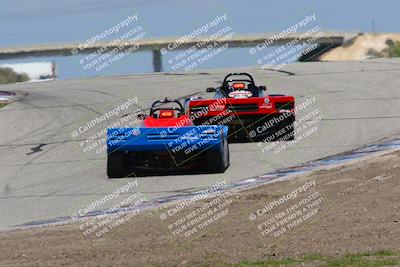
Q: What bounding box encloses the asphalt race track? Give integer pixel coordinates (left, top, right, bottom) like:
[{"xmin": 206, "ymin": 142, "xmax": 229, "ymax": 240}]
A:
[{"xmin": 1, "ymin": 58, "xmax": 400, "ymax": 228}]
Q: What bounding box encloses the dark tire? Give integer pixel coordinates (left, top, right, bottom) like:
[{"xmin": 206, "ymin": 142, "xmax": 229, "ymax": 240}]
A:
[
  {"xmin": 224, "ymin": 139, "xmax": 229, "ymax": 168},
  {"xmin": 285, "ymin": 123, "xmax": 295, "ymax": 141},
  {"xmin": 107, "ymin": 151, "xmax": 125, "ymax": 178},
  {"xmin": 207, "ymin": 140, "xmax": 229, "ymax": 173},
  {"xmin": 286, "ymin": 129, "xmax": 295, "ymax": 141}
]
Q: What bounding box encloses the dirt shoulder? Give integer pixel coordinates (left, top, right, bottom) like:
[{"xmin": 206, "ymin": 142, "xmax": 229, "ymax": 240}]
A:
[{"xmin": 0, "ymin": 150, "xmax": 399, "ymax": 266}]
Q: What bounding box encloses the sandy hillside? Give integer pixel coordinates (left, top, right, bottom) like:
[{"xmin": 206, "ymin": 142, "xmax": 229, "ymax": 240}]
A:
[{"xmin": 320, "ymin": 33, "xmax": 400, "ymax": 61}]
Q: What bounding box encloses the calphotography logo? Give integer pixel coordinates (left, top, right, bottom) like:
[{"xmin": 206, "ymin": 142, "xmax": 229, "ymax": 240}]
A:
[
  {"xmin": 248, "ymin": 179, "xmax": 329, "ymax": 242},
  {"xmin": 70, "ymin": 97, "xmax": 142, "ymax": 155},
  {"xmin": 161, "ymin": 13, "xmax": 235, "ymax": 72},
  {"xmin": 255, "ymin": 96, "xmax": 324, "ymax": 155},
  {"xmin": 71, "ymin": 180, "xmax": 148, "ymax": 238},
  {"xmin": 75, "ymin": 11, "xmax": 147, "ymax": 72},
  {"xmin": 158, "ymin": 180, "xmax": 239, "ymax": 240},
  {"xmin": 250, "ymin": 13, "xmax": 332, "ymax": 71}
]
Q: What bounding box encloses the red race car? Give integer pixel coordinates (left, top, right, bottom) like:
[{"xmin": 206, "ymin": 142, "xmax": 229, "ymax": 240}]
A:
[{"xmin": 186, "ymin": 73, "xmax": 295, "ymax": 142}]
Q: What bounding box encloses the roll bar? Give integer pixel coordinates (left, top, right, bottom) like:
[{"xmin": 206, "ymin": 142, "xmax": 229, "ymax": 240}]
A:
[
  {"xmin": 149, "ymin": 98, "xmax": 184, "ymax": 116},
  {"xmin": 222, "ymin": 73, "xmax": 255, "ymax": 87}
]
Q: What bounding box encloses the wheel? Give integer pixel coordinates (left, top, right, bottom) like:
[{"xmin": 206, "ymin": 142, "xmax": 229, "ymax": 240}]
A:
[
  {"xmin": 286, "ymin": 127, "xmax": 295, "ymax": 141},
  {"xmin": 107, "ymin": 151, "xmax": 125, "ymax": 178},
  {"xmin": 207, "ymin": 139, "xmax": 229, "ymax": 173},
  {"xmin": 284, "ymin": 122, "xmax": 295, "ymax": 141},
  {"xmin": 223, "ymin": 139, "xmax": 229, "ymax": 168}
]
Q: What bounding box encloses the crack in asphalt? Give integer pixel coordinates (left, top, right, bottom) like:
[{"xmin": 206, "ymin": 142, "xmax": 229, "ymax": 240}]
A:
[
  {"xmin": 26, "ymin": 143, "xmax": 47, "ymax": 155},
  {"xmin": 263, "ymin": 68, "xmax": 296, "ymax": 76}
]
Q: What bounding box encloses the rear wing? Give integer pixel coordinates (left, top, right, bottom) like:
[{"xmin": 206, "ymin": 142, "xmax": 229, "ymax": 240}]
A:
[
  {"xmin": 188, "ymin": 96, "xmax": 295, "ymax": 116},
  {"xmin": 107, "ymin": 125, "xmax": 228, "ymax": 153}
]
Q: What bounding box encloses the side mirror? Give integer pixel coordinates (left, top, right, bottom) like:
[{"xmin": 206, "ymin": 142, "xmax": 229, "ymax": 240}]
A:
[
  {"xmin": 259, "ymin": 85, "xmax": 267, "ymax": 91},
  {"xmin": 206, "ymin": 87, "xmax": 216, "ymax": 93},
  {"xmin": 137, "ymin": 113, "xmax": 147, "ymax": 120}
]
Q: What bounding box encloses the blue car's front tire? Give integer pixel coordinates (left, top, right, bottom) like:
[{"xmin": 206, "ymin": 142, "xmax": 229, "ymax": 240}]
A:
[
  {"xmin": 206, "ymin": 139, "xmax": 229, "ymax": 173},
  {"xmin": 107, "ymin": 151, "xmax": 124, "ymax": 178}
]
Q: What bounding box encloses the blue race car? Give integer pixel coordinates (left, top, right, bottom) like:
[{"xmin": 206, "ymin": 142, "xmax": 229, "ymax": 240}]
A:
[{"xmin": 107, "ymin": 98, "xmax": 229, "ymax": 178}]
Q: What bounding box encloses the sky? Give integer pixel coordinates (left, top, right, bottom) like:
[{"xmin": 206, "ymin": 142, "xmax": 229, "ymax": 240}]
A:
[{"xmin": 0, "ymin": 0, "xmax": 399, "ymax": 78}]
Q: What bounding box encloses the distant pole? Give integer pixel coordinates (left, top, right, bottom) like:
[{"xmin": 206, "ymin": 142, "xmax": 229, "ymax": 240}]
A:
[
  {"xmin": 152, "ymin": 50, "xmax": 163, "ymax": 72},
  {"xmin": 371, "ymin": 20, "xmax": 375, "ymax": 34}
]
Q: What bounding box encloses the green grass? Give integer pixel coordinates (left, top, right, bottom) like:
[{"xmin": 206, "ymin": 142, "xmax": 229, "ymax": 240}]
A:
[
  {"xmin": 384, "ymin": 40, "xmax": 400, "ymax": 57},
  {"xmin": 0, "ymin": 103, "xmax": 7, "ymax": 109},
  {"xmin": 222, "ymin": 250, "xmax": 400, "ymax": 267},
  {"xmin": 369, "ymin": 40, "xmax": 400, "ymax": 58}
]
